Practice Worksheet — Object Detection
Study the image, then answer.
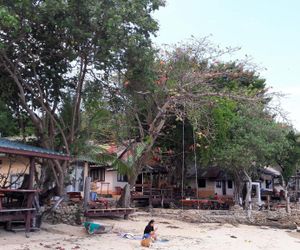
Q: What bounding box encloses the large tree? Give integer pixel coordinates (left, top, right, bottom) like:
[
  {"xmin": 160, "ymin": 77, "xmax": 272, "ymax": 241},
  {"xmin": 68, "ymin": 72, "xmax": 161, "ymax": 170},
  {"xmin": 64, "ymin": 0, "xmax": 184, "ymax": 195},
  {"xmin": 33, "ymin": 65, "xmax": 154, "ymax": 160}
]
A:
[
  {"xmin": 0, "ymin": 0, "xmax": 165, "ymax": 194},
  {"xmin": 100, "ymin": 38, "xmax": 266, "ymax": 187}
]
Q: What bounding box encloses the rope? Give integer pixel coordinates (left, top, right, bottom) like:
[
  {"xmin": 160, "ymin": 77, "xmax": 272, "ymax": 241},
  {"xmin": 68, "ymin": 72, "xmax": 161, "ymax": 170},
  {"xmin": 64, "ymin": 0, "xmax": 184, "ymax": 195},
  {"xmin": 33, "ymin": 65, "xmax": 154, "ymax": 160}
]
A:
[
  {"xmin": 192, "ymin": 119, "xmax": 200, "ymax": 209},
  {"xmin": 181, "ymin": 115, "xmax": 185, "ymax": 210}
]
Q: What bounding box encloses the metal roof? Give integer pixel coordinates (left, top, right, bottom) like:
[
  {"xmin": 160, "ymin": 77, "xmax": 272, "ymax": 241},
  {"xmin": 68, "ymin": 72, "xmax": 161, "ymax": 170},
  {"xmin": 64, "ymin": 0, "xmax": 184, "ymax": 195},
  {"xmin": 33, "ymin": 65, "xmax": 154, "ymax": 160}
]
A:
[
  {"xmin": 259, "ymin": 166, "xmax": 281, "ymax": 177},
  {"xmin": 0, "ymin": 138, "xmax": 70, "ymax": 160},
  {"xmin": 187, "ymin": 166, "xmax": 230, "ymax": 180}
]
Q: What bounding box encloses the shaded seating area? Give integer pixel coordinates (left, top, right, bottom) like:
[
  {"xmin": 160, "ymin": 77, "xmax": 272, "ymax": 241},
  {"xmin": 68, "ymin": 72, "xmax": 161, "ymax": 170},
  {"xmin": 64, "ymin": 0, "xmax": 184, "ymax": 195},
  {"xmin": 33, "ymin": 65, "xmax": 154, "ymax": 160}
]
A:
[
  {"xmin": 132, "ymin": 165, "xmax": 174, "ymax": 207},
  {"xmin": 0, "ymin": 139, "xmax": 70, "ymax": 235}
]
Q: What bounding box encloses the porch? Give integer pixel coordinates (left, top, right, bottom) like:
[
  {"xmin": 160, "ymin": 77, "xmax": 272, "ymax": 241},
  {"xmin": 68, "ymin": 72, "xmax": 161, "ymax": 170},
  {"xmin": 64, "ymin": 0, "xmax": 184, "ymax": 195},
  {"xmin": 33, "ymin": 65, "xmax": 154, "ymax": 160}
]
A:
[{"xmin": 0, "ymin": 139, "xmax": 70, "ymax": 235}]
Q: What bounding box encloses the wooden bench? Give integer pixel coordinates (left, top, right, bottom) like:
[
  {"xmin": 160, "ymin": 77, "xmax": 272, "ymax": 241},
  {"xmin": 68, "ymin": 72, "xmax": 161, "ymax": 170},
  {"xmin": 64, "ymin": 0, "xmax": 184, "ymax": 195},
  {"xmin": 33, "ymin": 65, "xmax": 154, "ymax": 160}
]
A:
[{"xmin": 85, "ymin": 208, "xmax": 135, "ymax": 219}]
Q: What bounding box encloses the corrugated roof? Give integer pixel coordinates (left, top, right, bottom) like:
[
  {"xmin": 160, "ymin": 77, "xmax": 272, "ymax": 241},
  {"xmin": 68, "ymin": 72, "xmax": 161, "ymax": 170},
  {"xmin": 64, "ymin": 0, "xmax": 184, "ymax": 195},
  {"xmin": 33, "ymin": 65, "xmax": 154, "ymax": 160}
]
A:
[
  {"xmin": 187, "ymin": 166, "xmax": 230, "ymax": 180},
  {"xmin": 0, "ymin": 138, "xmax": 70, "ymax": 160},
  {"xmin": 199, "ymin": 167, "xmax": 227, "ymax": 179},
  {"xmin": 76, "ymin": 155, "xmax": 99, "ymax": 164},
  {"xmin": 260, "ymin": 166, "xmax": 281, "ymax": 177}
]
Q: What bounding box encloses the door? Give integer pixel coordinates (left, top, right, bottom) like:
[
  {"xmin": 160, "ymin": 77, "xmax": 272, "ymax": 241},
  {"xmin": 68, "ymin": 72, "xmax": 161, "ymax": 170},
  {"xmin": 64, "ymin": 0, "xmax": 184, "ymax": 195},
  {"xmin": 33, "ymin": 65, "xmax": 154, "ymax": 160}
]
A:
[{"xmin": 222, "ymin": 180, "xmax": 226, "ymax": 195}]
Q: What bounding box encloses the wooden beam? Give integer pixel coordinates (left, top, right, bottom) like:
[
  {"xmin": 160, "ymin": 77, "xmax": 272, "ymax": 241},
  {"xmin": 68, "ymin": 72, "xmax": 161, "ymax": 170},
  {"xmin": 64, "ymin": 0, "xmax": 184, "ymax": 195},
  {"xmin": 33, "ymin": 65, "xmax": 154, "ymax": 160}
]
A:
[
  {"xmin": 28, "ymin": 157, "xmax": 35, "ymax": 190},
  {"xmin": 0, "ymin": 147, "xmax": 70, "ymax": 161}
]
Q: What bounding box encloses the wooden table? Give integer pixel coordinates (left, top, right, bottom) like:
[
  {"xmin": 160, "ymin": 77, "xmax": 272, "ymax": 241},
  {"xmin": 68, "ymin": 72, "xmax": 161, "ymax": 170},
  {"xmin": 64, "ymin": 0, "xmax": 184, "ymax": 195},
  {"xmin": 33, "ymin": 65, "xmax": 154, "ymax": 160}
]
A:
[{"xmin": 0, "ymin": 188, "xmax": 38, "ymax": 233}]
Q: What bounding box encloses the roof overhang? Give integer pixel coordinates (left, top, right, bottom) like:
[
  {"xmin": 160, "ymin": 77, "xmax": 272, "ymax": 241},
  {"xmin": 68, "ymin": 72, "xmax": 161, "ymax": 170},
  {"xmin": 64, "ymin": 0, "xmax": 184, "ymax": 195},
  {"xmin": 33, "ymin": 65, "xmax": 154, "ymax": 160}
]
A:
[
  {"xmin": 0, "ymin": 139, "xmax": 70, "ymax": 161},
  {"xmin": 0, "ymin": 146, "xmax": 70, "ymax": 160},
  {"xmin": 260, "ymin": 167, "xmax": 281, "ymax": 177}
]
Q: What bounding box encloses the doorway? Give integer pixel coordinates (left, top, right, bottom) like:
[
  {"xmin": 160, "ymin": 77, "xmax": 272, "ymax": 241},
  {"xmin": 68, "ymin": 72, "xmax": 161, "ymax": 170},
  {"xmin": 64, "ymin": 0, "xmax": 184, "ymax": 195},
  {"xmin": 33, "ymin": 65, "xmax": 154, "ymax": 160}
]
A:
[{"xmin": 222, "ymin": 180, "xmax": 227, "ymax": 195}]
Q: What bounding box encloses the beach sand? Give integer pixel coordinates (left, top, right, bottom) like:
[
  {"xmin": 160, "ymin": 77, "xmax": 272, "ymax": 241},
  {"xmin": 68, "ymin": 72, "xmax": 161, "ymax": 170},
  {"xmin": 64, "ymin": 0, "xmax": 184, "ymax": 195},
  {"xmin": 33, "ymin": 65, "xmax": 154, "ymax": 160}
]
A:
[{"xmin": 0, "ymin": 214, "xmax": 300, "ymax": 250}]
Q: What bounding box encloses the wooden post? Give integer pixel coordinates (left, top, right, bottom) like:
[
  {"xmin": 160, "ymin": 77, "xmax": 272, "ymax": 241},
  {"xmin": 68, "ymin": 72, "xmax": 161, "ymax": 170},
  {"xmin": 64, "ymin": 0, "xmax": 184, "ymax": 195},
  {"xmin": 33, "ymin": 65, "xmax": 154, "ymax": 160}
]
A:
[
  {"xmin": 267, "ymin": 195, "xmax": 270, "ymax": 210},
  {"xmin": 286, "ymin": 196, "xmax": 291, "ymax": 214},
  {"xmin": 142, "ymin": 172, "xmax": 144, "ymax": 194},
  {"xmin": 149, "ymin": 173, "xmax": 153, "ymax": 208},
  {"xmin": 83, "ymin": 162, "xmax": 89, "ymax": 183},
  {"xmin": 83, "ymin": 177, "xmax": 91, "ymax": 210},
  {"xmin": 25, "ymin": 157, "xmax": 35, "ymax": 236},
  {"xmin": 161, "ymin": 189, "xmax": 164, "ymax": 208}
]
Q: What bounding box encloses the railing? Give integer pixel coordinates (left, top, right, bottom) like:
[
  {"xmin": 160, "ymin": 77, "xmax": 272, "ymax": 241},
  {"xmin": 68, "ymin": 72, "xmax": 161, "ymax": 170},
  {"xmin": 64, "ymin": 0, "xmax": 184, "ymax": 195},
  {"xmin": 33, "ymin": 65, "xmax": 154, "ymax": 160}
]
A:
[{"xmin": 132, "ymin": 184, "xmax": 173, "ymax": 199}]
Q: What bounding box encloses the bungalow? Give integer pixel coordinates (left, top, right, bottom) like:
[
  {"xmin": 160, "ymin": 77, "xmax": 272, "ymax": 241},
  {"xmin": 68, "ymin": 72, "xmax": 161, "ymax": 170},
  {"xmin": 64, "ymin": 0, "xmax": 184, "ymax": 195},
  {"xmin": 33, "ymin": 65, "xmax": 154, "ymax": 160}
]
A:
[
  {"xmin": 186, "ymin": 167, "xmax": 235, "ymax": 198},
  {"xmin": 89, "ymin": 165, "xmax": 128, "ymax": 196},
  {"xmin": 66, "ymin": 143, "xmax": 132, "ymax": 197},
  {"xmin": 77, "ymin": 142, "xmax": 170, "ymax": 200},
  {"xmin": 258, "ymin": 166, "xmax": 282, "ymax": 193},
  {"xmin": 289, "ymin": 170, "xmax": 300, "ymax": 202},
  {"xmin": 65, "ymin": 159, "xmax": 128, "ymax": 196}
]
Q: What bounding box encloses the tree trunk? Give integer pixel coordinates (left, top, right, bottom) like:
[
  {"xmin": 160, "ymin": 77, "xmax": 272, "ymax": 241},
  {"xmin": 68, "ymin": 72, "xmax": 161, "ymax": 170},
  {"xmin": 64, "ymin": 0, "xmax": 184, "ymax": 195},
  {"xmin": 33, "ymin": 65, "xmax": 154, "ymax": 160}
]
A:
[
  {"xmin": 118, "ymin": 184, "xmax": 131, "ymax": 208},
  {"xmin": 233, "ymin": 171, "xmax": 242, "ymax": 205},
  {"xmin": 244, "ymin": 170, "xmax": 252, "ymax": 219},
  {"xmin": 83, "ymin": 177, "xmax": 91, "ymax": 210},
  {"xmin": 281, "ymin": 175, "xmax": 290, "ymax": 214}
]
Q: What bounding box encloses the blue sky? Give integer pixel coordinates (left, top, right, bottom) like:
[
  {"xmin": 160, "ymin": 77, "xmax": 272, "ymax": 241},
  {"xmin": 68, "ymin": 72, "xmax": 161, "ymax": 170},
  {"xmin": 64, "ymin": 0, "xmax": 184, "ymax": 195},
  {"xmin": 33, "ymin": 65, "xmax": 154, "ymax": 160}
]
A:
[{"xmin": 153, "ymin": 0, "xmax": 300, "ymax": 130}]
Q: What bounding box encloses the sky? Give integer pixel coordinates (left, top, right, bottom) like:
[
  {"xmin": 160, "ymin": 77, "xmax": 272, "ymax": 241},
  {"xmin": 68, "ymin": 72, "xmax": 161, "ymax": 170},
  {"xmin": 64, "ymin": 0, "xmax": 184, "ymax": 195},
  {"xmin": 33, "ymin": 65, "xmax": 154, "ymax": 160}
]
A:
[{"xmin": 153, "ymin": 0, "xmax": 300, "ymax": 130}]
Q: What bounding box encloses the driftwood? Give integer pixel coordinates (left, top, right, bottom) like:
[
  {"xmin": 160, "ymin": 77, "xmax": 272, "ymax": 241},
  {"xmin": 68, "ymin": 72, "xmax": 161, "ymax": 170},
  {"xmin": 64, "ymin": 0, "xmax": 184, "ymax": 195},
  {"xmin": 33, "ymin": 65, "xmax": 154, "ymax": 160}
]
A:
[{"xmin": 42, "ymin": 197, "xmax": 64, "ymax": 218}]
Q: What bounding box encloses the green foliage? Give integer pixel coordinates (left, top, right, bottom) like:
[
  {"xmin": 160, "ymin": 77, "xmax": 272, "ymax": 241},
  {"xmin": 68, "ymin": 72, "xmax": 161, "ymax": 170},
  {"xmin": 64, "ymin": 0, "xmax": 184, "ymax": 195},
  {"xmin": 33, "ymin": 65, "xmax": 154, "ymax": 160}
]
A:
[
  {"xmin": 182, "ymin": 61, "xmax": 295, "ymax": 180},
  {"xmin": 200, "ymin": 102, "xmax": 292, "ymax": 179},
  {"xmin": 0, "ymin": 6, "xmax": 18, "ymax": 32},
  {"xmin": 210, "ymin": 62, "xmax": 266, "ymax": 92},
  {"xmin": 275, "ymin": 131, "xmax": 300, "ymax": 181},
  {"xmin": 0, "ymin": 101, "xmax": 18, "ymax": 136},
  {"xmin": 0, "ymin": 0, "xmax": 164, "ymax": 147}
]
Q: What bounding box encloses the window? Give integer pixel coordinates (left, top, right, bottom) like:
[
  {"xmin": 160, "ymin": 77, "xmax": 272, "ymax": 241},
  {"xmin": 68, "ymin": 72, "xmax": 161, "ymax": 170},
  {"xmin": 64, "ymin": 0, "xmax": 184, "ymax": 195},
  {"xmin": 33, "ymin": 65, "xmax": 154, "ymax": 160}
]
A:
[
  {"xmin": 10, "ymin": 174, "xmax": 24, "ymax": 189},
  {"xmin": 216, "ymin": 180, "xmax": 222, "ymax": 188},
  {"xmin": 228, "ymin": 180, "xmax": 233, "ymax": 189},
  {"xmin": 117, "ymin": 173, "xmax": 128, "ymax": 182},
  {"xmin": 265, "ymin": 180, "xmax": 272, "ymax": 189},
  {"xmin": 198, "ymin": 179, "xmax": 206, "ymax": 188},
  {"xmin": 90, "ymin": 168, "xmax": 105, "ymax": 182}
]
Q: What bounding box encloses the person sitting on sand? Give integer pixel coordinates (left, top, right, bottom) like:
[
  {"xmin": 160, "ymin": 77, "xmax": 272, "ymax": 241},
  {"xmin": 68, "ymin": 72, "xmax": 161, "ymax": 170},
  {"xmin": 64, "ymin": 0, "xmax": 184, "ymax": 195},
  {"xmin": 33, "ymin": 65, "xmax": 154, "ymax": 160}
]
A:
[{"xmin": 143, "ymin": 219, "xmax": 158, "ymax": 240}]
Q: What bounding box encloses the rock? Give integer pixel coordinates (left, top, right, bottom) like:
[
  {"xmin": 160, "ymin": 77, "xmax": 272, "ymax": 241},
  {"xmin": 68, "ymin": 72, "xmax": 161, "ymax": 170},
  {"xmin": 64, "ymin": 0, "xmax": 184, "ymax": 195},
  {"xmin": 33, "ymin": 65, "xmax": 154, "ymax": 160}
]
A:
[{"xmin": 44, "ymin": 203, "xmax": 84, "ymax": 226}]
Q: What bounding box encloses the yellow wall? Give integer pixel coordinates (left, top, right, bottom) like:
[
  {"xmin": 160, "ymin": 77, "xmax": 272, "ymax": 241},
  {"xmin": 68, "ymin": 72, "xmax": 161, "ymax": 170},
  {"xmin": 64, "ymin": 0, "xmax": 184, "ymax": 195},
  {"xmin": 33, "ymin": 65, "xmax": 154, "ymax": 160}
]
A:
[
  {"xmin": 0, "ymin": 155, "xmax": 29, "ymax": 186},
  {"xmin": 0, "ymin": 156, "xmax": 29, "ymax": 175}
]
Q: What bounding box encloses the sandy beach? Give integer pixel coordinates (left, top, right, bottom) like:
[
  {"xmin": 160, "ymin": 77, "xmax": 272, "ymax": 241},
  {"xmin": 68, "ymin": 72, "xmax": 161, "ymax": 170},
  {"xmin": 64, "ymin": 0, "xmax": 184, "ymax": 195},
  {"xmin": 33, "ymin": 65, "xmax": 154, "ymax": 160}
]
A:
[{"xmin": 0, "ymin": 214, "xmax": 300, "ymax": 250}]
